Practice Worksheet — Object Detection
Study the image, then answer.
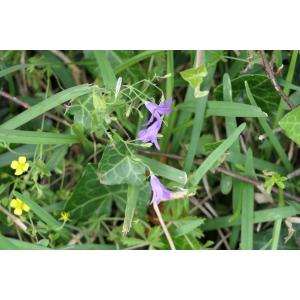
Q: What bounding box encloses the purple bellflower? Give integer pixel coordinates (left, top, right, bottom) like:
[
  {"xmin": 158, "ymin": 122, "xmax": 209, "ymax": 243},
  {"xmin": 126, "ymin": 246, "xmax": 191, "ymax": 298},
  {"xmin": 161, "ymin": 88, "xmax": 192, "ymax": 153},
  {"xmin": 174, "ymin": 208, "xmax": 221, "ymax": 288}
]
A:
[
  {"xmin": 150, "ymin": 175, "xmax": 172, "ymax": 205},
  {"xmin": 138, "ymin": 118, "xmax": 162, "ymax": 150},
  {"xmin": 144, "ymin": 98, "xmax": 172, "ymax": 126},
  {"xmin": 138, "ymin": 98, "xmax": 172, "ymax": 150}
]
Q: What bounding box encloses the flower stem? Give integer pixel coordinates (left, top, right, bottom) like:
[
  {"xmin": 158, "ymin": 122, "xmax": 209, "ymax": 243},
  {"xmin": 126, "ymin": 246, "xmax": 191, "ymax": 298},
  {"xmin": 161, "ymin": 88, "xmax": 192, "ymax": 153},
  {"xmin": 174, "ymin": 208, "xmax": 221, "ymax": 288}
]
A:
[{"xmin": 153, "ymin": 202, "xmax": 176, "ymax": 250}]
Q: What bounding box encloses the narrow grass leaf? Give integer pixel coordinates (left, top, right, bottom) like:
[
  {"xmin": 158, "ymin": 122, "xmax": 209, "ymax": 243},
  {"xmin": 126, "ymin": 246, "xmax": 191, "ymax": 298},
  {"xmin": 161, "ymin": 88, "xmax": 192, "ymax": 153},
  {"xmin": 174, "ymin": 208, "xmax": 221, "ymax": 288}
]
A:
[
  {"xmin": 122, "ymin": 185, "xmax": 139, "ymax": 235},
  {"xmin": 0, "ymin": 84, "xmax": 92, "ymax": 130},
  {"xmin": 0, "ymin": 129, "xmax": 79, "ymax": 145},
  {"xmin": 203, "ymin": 205, "xmax": 299, "ymax": 231},
  {"xmin": 189, "ymin": 123, "xmax": 246, "ymax": 187},
  {"xmin": 136, "ymin": 155, "xmax": 187, "ymax": 185},
  {"xmin": 240, "ymin": 149, "xmax": 255, "ymax": 250},
  {"xmin": 114, "ymin": 50, "xmax": 163, "ymax": 75},
  {"xmin": 0, "ymin": 232, "xmax": 18, "ymax": 249}
]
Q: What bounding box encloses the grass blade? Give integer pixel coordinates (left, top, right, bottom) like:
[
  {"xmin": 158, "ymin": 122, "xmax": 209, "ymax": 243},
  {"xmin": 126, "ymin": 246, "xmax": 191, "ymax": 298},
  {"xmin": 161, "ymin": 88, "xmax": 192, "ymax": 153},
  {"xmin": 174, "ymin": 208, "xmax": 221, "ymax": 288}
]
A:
[
  {"xmin": 93, "ymin": 51, "xmax": 116, "ymax": 90},
  {"xmin": 206, "ymin": 101, "xmax": 267, "ymax": 118},
  {"xmin": 189, "ymin": 123, "xmax": 246, "ymax": 187},
  {"xmin": 160, "ymin": 50, "xmax": 175, "ymax": 152},
  {"xmin": 0, "ymin": 129, "xmax": 79, "ymax": 145},
  {"xmin": 0, "ymin": 64, "xmax": 29, "ymax": 79},
  {"xmin": 240, "ymin": 149, "xmax": 255, "ymax": 250},
  {"xmin": 223, "ymin": 73, "xmax": 241, "ymax": 249},
  {"xmin": 0, "ymin": 232, "xmax": 19, "ymax": 249},
  {"xmin": 184, "ymin": 51, "xmax": 216, "ymax": 172},
  {"xmin": 178, "ymin": 101, "xmax": 267, "ymax": 118},
  {"xmin": 203, "ymin": 205, "xmax": 299, "ymax": 231},
  {"xmin": 136, "ymin": 155, "xmax": 187, "ymax": 185},
  {"xmin": 0, "ymin": 84, "xmax": 92, "ymax": 130},
  {"xmin": 114, "ymin": 50, "xmax": 163, "ymax": 75},
  {"xmin": 122, "ymin": 185, "xmax": 139, "ymax": 235}
]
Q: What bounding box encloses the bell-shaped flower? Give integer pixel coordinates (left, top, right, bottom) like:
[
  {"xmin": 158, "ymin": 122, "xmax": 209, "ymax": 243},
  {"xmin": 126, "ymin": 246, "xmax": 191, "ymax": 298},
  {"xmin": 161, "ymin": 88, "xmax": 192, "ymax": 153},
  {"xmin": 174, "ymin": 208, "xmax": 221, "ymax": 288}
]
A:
[
  {"xmin": 138, "ymin": 118, "xmax": 162, "ymax": 150},
  {"xmin": 150, "ymin": 175, "xmax": 172, "ymax": 205},
  {"xmin": 144, "ymin": 98, "xmax": 172, "ymax": 126}
]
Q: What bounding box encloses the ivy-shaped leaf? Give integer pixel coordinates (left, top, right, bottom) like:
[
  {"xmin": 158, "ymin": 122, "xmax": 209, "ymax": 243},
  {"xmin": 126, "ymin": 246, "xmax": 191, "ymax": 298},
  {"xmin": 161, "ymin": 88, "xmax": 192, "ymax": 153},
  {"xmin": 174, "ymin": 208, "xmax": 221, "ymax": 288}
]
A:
[
  {"xmin": 98, "ymin": 143, "xmax": 146, "ymax": 185},
  {"xmin": 279, "ymin": 106, "xmax": 300, "ymax": 146},
  {"xmin": 65, "ymin": 164, "xmax": 150, "ymax": 222},
  {"xmin": 214, "ymin": 74, "xmax": 280, "ymax": 115},
  {"xmin": 180, "ymin": 65, "xmax": 208, "ymax": 97}
]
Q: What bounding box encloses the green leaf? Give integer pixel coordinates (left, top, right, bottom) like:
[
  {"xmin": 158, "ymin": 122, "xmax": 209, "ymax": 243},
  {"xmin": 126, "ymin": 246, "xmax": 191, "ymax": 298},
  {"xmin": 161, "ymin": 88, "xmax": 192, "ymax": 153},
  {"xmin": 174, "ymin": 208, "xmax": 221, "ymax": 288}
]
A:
[
  {"xmin": 0, "ymin": 129, "xmax": 79, "ymax": 145},
  {"xmin": 179, "ymin": 101, "xmax": 268, "ymax": 118},
  {"xmin": 245, "ymin": 81, "xmax": 293, "ymax": 172},
  {"xmin": 189, "ymin": 123, "xmax": 246, "ymax": 187},
  {"xmin": 206, "ymin": 101, "xmax": 267, "ymax": 118},
  {"xmin": 93, "ymin": 51, "xmax": 116, "ymax": 90},
  {"xmin": 0, "ymin": 64, "xmax": 29, "ymax": 79},
  {"xmin": 220, "ymin": 174, "xmax": 232, "ymax": 195},
  {"xmin": 40, "ymin": 51, "xmax": 75, "ymax": 88},
  {"xmin": 65, "ymin": 164, "xmax": 122, "ymax": 221},
  {"xmin": 0, "ymin": 232, "xmax": 19, "ymax": 249},
  {"xmin": 122, "ymin": 185, "xmax": 139, "ymax": 235},
  {"xmin": 136, "ymin": 155, "xmax": 187, "ymax": 185},
  {"xmin": 215, "ymin": 74, "xmax": 280, "ymax": 115},
  {"xmin": 68, "ymin": 94, "xmax": 95, "ymax": 131},
  {"xmin": 279, "ymin": 105, "xmax": 300, "ymax": 146},
  {"xmin": 65, "ymin": 164, "xmax": 150, "ymax": 222},
  {"xmin": 0, "ymin": 84, "xmax": 92, "ymax": 130},
  {"xmin": 174, "ymin": 217, "xmax": 204, "ymax": 237},
  {"xmin": 180, "ymin": 65, "xmax": 208, "ymax": 89},
  {"xmin": 98, "ymin": 143, "xmax": 146, "ymax": 185},
  {"xmin": 240, "ymin": 149, "xmax": 255, "ymax": 250},
  {"xmin": 203, "ymin": 205, "xmax": 300, "ymax": 231}
]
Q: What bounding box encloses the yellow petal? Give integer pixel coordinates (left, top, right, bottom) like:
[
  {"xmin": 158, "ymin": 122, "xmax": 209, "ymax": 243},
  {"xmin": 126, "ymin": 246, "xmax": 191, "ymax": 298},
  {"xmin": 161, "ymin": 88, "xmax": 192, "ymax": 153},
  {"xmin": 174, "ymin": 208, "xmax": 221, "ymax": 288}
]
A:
[
  {"xmin": 23, "ymin": 204, "xmax": 30, "ymax": 212},
  {"xmin": 10, "ymin": 199, "xmax": 18, "ymax": 208},
  {"xmin": 23, "ymin": 163, "xmax": 29, "ymax": 171},
  {"xmin": 15, "ymin": 169, "xmax": 23, "ymax": 176},
  {"xmin": 14, "ymin": 208, "xmax": 22, "ymax": 216},
  {"xmin": 10, "ymin": 160, "xmax": 18, "ymax": 169},
  {"xmin": 18, "ymin": 156, "xmax": 27, "ymax": 164}
]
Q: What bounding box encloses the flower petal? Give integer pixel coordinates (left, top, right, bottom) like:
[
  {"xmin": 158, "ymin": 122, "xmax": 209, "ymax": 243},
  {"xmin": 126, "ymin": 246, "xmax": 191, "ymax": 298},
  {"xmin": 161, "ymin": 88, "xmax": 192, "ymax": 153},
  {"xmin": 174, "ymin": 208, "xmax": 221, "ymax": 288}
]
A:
[
  {"xmin": 15, "ymin": 169, "xmax": 23, "ymax": 176},
  {"xmin": 150, "ymin": 175, "xmax": 172, "ymax": 205},
  {"xmin": 10, "ymin": 199, "xmax": 18, "ymax": 208},
  {"xmin": 14, "ymin": 208, "xmax": 22, "ymax": 216},
  {"xmin": 23, "ymin": 204, "xmax": 30, "ymax": 212},
  {"xmin": 23, "ymin": 163, "xmax": 29, "ymax": 171},
  {"xmin": 10, "ymin": 160, "xmax": 18, "ymax": 170},
  {"xmin": 18, "ymin": 156, "xmax": 27, "ymax": 164}
]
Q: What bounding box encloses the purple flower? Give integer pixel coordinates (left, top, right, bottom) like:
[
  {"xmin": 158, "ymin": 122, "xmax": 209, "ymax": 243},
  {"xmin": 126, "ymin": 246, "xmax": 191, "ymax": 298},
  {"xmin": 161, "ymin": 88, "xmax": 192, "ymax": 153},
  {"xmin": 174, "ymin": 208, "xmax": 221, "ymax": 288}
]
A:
[
  {"xmin": 138, "ymin": 118, "xmax": 162, "ymax": 150},
  {"xmin": 138, "ymin": 98, "xmax": 172, "ymax": 149},
  {"xmin": 145, "ymin": 98, "xmax": 172, "ymax": 126},
  {"xmin": 150, "ymin": 175, "xmax": 172, "ymax": 205}
]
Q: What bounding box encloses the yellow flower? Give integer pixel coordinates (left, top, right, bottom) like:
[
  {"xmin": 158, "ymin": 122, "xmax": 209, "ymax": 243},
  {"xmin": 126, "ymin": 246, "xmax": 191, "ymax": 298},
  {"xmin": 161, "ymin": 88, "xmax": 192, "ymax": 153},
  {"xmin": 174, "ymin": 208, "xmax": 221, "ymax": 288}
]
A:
[
  {"xmin": 10, "ymin": 198, "xmax": 30, "ymax": 216},
  {"xmin": 60, "ymin": 211, "xmax": 70, "ymax": 222},
  {"xmin": 10, "ymin": 156, "xmax": 29, "ymax": 176}
]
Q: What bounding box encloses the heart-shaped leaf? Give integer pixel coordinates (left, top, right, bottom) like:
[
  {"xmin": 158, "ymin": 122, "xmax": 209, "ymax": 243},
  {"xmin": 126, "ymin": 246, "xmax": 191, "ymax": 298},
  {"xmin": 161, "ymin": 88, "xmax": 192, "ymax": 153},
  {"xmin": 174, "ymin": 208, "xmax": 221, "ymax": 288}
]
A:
[
  {"xmin": 98, "ymin": 143, "xmax": 146, "ymax": 185},
  {"xmin": 279, "ymin": 106, "xmax": 300, "ymax": 146}
]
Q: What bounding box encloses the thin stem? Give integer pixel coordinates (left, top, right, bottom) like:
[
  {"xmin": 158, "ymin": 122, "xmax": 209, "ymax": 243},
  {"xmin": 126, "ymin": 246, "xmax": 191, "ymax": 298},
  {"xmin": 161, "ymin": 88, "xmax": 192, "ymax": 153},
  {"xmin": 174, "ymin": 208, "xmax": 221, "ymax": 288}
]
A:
[
  {"xmin": 0, "ymin": 205, "xmax": 28, "ymax": 232},
  {"xmin": 153, "ymin": 202, "xmax": 176, "ymax": 250},
  {"xmin": 274, "ymin": 50, "xmax": 298, "ymax": 125},
  {"xmin": 259, "ymin": 50, "xmax": 294, "ymax": 109}
]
